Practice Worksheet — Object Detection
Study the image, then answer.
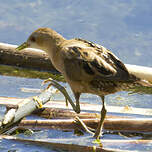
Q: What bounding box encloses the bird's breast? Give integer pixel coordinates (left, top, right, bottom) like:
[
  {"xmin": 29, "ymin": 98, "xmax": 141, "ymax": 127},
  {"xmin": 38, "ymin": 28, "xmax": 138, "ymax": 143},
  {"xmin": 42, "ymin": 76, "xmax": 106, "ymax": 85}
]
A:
[{"xmin": 47, "ymin": 51, "xmax": 64, "ymax": 73}]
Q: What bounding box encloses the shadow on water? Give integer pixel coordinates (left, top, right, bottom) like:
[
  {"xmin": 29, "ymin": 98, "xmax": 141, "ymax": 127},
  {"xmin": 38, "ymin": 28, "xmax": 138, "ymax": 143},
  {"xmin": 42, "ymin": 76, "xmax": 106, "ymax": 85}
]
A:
[{"xmin": 0, "ymin": 0, "xmax": 152, "ymax": 151}]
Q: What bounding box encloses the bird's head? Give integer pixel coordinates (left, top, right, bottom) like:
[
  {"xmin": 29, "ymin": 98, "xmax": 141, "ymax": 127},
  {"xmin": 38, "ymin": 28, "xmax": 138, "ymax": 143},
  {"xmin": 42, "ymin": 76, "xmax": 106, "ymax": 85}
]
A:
[{"xmin": 16, "ymin": 27, "xmax": 65, "ymax": 52}]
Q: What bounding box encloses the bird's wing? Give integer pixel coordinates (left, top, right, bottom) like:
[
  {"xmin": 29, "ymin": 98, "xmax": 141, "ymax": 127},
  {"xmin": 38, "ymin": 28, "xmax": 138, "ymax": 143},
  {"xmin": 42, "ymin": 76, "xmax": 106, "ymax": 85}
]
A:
[{"xmin": 62, "ymin": 40, "xmax": 130, "ymax": 82}]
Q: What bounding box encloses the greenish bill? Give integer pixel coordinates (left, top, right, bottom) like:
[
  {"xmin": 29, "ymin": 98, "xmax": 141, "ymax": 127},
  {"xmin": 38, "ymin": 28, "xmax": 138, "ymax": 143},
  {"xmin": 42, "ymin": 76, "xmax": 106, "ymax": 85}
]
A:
[{"xmin": 16, "ymin": 42, "xmax": 29, "ymax": 51}]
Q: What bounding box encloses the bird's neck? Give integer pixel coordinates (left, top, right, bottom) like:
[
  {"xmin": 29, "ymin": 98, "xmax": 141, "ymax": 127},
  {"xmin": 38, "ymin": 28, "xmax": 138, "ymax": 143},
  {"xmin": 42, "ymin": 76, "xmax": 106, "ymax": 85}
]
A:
[
  {"xmin": 45, "ymin": 39, "xmax": 65, "ymax": 73},
  {"xmin": 47, "ymin": 48, "xmax": 62, "ymax": 73}
]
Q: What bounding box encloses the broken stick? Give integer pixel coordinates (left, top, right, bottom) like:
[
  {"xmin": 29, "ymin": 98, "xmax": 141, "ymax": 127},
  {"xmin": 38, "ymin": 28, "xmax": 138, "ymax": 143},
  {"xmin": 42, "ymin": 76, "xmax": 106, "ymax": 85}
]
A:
[{"xmin": 0, "ymin": 87, "xmax": 56, "ymax": 134}]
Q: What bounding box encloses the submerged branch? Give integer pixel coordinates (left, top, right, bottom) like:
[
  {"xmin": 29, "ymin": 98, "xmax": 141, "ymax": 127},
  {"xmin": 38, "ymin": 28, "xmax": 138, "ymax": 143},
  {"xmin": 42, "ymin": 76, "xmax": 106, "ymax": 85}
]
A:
[
  {"xmin": 0, "ymin": 135, "xmax": 143, "ymax": 152},
  {"xmin": 18, "ymin": 118, "xmax": 152, "ymax": 132}
]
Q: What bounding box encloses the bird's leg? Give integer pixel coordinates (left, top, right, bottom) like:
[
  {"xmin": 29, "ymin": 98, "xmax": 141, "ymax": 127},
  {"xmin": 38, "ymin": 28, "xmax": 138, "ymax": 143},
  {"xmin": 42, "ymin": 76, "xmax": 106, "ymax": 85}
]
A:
[
  {"xmin": 93, "ymin": 96, "xmax": 107, "ymax": 139},
  {"xmin": 74, "ymin": 96, "xmax": 107, "ymax": 138},
  {"xmin": 42, "ymin": 78, "xmax": 80, "ymax": 113},
  {"xmin": 74, "ymin": 92, "xmax": 81, "ymax": 114}
]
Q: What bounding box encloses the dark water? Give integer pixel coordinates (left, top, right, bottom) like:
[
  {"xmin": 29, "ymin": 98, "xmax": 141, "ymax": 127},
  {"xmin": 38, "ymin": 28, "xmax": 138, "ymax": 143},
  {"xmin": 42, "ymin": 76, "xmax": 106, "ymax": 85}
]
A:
[{"xmin": 0, "ymin": 0, "xmax": 152, "ymax": 151}]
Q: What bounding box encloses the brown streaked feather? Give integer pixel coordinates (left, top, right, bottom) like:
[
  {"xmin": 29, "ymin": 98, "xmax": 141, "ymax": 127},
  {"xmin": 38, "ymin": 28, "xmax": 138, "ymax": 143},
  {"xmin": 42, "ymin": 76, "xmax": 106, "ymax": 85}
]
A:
[
  {"xmin": 75, "ymin": 38, "xmax": 130, "ymax": 77},
  {"xmin": 63, "ymin": 38, "xmax": 133, "ymax": 82}
]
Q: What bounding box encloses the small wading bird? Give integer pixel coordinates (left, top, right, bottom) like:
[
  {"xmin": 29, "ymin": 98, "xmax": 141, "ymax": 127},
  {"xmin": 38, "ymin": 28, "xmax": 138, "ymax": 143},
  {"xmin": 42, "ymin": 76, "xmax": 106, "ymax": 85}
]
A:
[{"xmin": 16, "ymin": 27, "xmax": 152, "ymax": 139}]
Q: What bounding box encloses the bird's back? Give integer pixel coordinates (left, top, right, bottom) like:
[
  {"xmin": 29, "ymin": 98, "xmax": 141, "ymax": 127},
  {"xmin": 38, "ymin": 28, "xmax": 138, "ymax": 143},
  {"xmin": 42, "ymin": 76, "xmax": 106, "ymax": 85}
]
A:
[{"xmin": 60, "ymin": 38, "xmax": 152, "ymax": 95}]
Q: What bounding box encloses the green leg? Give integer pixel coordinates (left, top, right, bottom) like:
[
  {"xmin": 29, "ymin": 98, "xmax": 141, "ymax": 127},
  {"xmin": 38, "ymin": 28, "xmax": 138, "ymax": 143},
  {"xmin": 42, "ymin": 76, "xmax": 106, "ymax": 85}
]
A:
[
  {"xmin": 42, "ymin": 78, "xmax": 81, "ymax": 113},
  {"xmin": 74, "ymin": 92, "xmax": 80, "ymax": 114},
  {"xmin": 93, "ymin": 96, "xmax": 107, "ymax": 139},
  {"xmin": 75, "ymin": 96, "xmax": 106, "ymax": 139}
]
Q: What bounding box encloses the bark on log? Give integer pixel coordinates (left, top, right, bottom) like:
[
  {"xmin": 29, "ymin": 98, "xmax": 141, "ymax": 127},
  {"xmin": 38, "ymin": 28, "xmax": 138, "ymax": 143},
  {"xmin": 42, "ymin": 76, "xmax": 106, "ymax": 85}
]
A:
[
  {"xmin": 1, "ymin": 96, "xmax": 152, "ymax": 133},
  {"xmin": 126, "ymin": 64, "xmax": 152, "ymax": 83},
  {"xmin": 1, "ymin": 135, "xmax": 151, "ymax": 152},
  {"xmin": 0, "ymin": 43, "xmax": 57, "ymax": 72},
  {"xmin": 1, "ymin": 96, "xmax": 152, "ymax": 116},
  {"xmin": 1, "ymin": 95, "xmax": 152, "ymax": 133},
  {"xmin": 0, "ymin": 42, "xmax": 152, "ymax": 82},
  {"xmin": 0, "ymin": 135, "xmax": 131, "ymax": 152},
  {"xmin": 18, "ymin": 118, "xmax": 152, "ymax": 132}
]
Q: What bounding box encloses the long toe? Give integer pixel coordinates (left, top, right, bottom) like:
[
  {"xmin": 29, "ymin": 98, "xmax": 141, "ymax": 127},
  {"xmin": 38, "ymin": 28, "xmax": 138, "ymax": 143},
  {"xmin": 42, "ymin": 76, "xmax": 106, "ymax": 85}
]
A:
[{"xmin": 74, "ymin": 116, "xmax": 94, "ymax": 135}]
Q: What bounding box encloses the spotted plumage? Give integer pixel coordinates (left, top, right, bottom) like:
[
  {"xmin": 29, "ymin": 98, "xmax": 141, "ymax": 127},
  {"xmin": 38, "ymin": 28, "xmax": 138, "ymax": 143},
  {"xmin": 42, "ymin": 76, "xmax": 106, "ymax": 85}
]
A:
[
  {"xmin": 16, "ymin": 27, "xmax": 152, "ymax": 139},
  {"xmin": 61, "ymin": 38, "xmax": 144, "ymax": 96}
]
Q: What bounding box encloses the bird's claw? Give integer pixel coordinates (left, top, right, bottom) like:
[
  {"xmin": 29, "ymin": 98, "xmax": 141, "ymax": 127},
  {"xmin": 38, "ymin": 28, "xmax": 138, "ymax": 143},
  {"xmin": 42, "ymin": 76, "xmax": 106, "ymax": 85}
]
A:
[{"xmin": 41, "ymin": 78, "xmax": 53, "ymax": 89}]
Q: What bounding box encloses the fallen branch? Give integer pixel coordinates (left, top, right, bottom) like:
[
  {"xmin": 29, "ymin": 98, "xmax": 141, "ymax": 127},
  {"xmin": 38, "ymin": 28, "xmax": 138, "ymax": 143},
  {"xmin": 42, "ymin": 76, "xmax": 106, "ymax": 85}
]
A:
[
  {"xmin": 0, "ymin": 42, "xmax": 57, "ymax": 72},
  {"xmin": 0, "ymin": 42, "xmax": 152, "ymax": 82},
  {"xmin": 1, "ymin": 96, "xmax": 152, "ymax": 116},
  {"xmin": 126, "ymin": 64, "xmax": 152, "ymax": 83},
  {"xmin": 0, "ymin": 88, "xmax": 56, "ymax": 134},
  {"xmin": 1, "ymin": 96, "xmax": 152, "ymax": 133},
  {"xmin": 18, "ymin": 118, "xmax": 152, "ymax": 132},
  {"xmin": 32, "ymin": 108, "xmax": 101, "ymax": 119},
  {"xmin": 0, "ymin": 135, "xmax": 136, "ymax": 152},
  {"xmin": 6, "ymin": 103, "xmax": 121, "ymax": 120}
]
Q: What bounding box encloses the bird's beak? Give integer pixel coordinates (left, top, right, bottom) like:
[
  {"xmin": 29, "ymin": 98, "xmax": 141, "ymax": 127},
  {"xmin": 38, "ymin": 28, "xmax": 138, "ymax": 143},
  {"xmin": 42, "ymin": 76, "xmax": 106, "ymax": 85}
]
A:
[{"xmin": 16, "ymin": 42, "xmax": 29, "ymax": 51}]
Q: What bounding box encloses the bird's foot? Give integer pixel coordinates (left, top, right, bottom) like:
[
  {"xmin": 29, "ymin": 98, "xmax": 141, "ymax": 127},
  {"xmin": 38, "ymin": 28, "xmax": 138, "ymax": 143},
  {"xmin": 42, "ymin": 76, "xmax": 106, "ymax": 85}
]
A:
[
  {"xmin": 42, "ymin": 78, "xmax": 68, "ymax": 106},
  {"xmin": 93, "ymin": 130, "xmax": 103, "ymax": 139},
  {"xmin": 74, "ymin": 116, "xmax": 95, "ymax": 135},
  {"xmin": 74, "ymin": 116, "xmax": 104, "ymax": 139}
]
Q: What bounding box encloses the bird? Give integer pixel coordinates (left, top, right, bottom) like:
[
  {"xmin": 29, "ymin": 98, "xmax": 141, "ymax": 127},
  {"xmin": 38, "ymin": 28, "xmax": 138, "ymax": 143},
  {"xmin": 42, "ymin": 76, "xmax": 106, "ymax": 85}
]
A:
[{"xmin": 16, "ymin": 27, "xmax": 152, "ymax": 139}]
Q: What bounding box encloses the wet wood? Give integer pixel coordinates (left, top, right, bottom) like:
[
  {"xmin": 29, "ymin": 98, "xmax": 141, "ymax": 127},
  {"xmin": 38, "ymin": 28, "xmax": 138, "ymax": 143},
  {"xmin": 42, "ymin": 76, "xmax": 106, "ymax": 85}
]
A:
[
  {"xmin": 0, "ymin": 42, "xmax": 57, "ymax": 72},
  {"xmin": 0, "ymin": 88, "xmax": 56, "ymax": 134},
  {"xmin": 0, "ymin": 135, "xmax": 137, "ymax": 152},
  {"xmin": 0, "ymin": 43, "xmax": 152, "ymax": 82},
  {"xmin": 1, "ymin": 96, "xmax": 152, "ymax": 116},
  {"xmin": 33, "ymin": 108, "xmax": 101, "ymax": 119},
  {"xmin": 1, "ymin": 96, "xmax": 152, "ymax": 133},
  {"xmin": 18, "ymin": 118, "xmax": 152, "ymax": 132},
  {"xmin": 126, "ymin": 64, "xmax": 152, "ymax": 83},
  {"xmin": 6, "ymin": 103, "xmax": 123, "ymax": 120}
]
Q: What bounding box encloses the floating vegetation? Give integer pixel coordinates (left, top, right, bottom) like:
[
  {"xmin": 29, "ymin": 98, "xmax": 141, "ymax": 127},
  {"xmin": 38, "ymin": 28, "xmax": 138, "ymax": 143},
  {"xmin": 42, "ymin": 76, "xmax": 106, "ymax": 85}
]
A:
[{"xmin": 0, "ymin": 65, "xmax": 65, "ymax": 82}]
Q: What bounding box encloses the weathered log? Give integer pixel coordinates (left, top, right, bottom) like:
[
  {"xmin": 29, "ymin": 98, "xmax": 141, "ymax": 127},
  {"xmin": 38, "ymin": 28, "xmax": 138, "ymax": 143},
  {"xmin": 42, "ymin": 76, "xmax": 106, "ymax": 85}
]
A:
[
  {"xmin": 0, "ymin": 42, "xmax": 57, "ymax": 72},
  {"xmin": 0, "ymin": 88, "xmax": 56, "ymax": 134},
  {"xmin": 0, "ymin": 42, "xmax": 152, "ymax": 82},
  {"xmin": 33, "ymin": 108, "xmax": 101, "ymax": 119},
  {"xmin": 0, "ymin": 135, "xmax": 131, "ymax": 152},
  {"xmin": 1, "ymin": 96, "xmax": 152, "ymax": 116},
  {"xmin": 6, "ymin": 103, "xmax": 122, "ymax": 120},
  {"xmin": 1, "ymin": 96, "xmax": 152, "ymax": 133},
  {"xmin": 1, "ymin": 135, "xmax": 152, "ymax": 152},
  {"xmin": 126, "ymin": 64, "xmax": 152, "ymax": 83},
  {"xmin": 18, "ymin": 118, "xmax": 152, "ymax": 132}
]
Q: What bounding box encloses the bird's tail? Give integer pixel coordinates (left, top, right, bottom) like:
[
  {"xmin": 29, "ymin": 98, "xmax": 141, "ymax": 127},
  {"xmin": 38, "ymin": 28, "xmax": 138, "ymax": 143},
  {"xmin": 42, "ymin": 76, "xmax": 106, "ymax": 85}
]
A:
[{"xmin": 129, "ymin": 79, "xmax": 152, "ymax": 94}]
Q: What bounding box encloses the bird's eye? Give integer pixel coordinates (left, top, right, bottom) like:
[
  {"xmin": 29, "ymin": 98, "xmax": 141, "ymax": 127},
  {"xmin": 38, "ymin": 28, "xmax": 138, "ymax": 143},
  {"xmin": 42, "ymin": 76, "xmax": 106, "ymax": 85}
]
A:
[{"xmin": 30, "ymin": 36, "xmax": 36, "ymax": 42}]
